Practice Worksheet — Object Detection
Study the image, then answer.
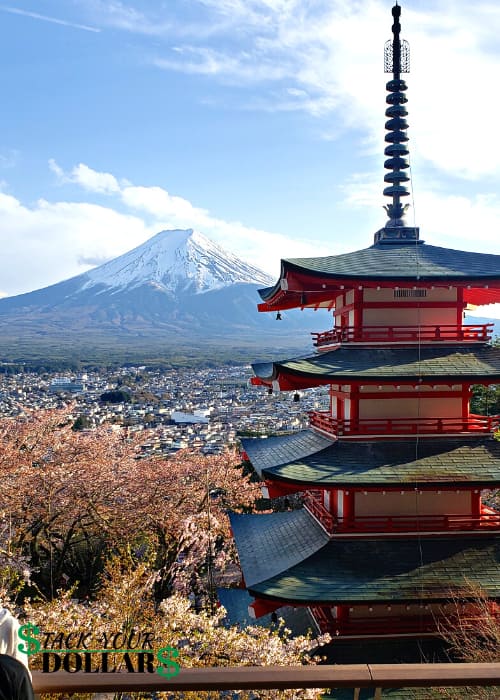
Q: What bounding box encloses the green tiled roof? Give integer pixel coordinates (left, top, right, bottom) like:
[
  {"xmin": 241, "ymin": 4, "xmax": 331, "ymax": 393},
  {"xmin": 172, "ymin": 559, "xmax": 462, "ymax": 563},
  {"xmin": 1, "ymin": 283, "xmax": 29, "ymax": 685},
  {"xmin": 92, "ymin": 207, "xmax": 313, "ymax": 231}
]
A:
[
  {"xmin": 241, "ymin": 431, "xmax": 500, "ymax": 487},
  {"xmin": 231, "ymin": 510, "xmax": 500, "ymax": 604},
  {"xmin": 241, "ymin": 431, "xmax": 334, "ymax": 474},
  {"xmin": 252, "ymin": 346, "xmax": 500, "ymax": 383},
  {"xmin": 229, "ymin": 509, "xmax": 329, "ymax": 588},
  {"xmin": 259, "ymin": 243, "xmax": 500, "ymax": 300}
]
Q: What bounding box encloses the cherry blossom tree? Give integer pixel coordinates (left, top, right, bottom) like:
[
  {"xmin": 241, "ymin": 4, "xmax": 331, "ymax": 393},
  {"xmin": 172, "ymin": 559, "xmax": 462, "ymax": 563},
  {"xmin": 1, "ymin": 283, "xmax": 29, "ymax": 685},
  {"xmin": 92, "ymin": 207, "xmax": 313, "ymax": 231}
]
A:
[
  {"xmin": 22, "ymin": 552, "xmax": 328, "ymax": 699},
  {"xmin": 0, "ymin": 409, "xmax": 259, "ymax": 599},
  {"xmin": 1, "ymin": 409, "xmax": 331, "ymax": 699}
]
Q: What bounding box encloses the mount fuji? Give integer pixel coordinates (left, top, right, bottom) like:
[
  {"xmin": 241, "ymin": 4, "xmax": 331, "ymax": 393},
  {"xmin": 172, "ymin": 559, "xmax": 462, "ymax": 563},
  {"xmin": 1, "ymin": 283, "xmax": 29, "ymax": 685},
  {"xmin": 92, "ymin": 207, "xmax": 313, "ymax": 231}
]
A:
[
  {"xmin": 80, "ymin": 228, "xmax": 272, "ymax": 296},
  {"xmin": 0, "ymin": 229, "xmax": 328, "ymax": 362}
]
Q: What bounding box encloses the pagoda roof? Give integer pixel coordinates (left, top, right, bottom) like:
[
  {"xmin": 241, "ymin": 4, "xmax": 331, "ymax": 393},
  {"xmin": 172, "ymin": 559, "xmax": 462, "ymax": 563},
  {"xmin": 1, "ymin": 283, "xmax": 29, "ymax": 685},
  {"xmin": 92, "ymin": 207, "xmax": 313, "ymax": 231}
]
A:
[
  {"xmin": 230, "ymin": 509, "xmax": 329, "ymax": 588},
  {"xmin": 258, "ymin": 243, "xmax": 500, "ymax": 310},
  {"xmin": 241, "ymin": 431, "xmax": 500, "ymax": 488},
  {"xmin": 230, "ymin": 510, "xmax": 500, "ymax": 604},
  {"xmin": 252, "ymin": 345, "xmax": 500, "ymax": 389}
]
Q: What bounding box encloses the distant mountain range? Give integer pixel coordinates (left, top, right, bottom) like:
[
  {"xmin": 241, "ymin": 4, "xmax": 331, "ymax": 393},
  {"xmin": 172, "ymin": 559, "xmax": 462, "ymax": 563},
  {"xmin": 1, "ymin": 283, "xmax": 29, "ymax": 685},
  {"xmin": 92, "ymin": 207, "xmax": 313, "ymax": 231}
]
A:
[
  {"xmin": 0, "ymin": 229, "xmax": 329, "ymax": 364},
  {"xmin": 0, "ymin": 229, "xmax": 497, "ymax": 366}
]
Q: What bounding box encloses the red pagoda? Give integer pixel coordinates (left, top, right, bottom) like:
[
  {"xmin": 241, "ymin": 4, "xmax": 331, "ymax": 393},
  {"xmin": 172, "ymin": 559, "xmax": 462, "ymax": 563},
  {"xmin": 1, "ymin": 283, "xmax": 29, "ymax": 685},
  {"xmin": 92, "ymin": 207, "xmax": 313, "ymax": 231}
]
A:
[{"xmin": 231, "ymin": 4, "xmax": 500, "ymax": 645}]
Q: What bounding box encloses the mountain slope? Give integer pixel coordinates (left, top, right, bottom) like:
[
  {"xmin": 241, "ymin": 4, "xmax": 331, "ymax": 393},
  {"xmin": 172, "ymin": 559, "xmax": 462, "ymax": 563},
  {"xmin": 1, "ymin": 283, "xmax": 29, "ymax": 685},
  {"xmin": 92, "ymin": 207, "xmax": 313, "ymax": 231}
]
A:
[
  {"xmin": 0, "ymin": 229, "xmax": 328, "ymax": 359},
  {"xmin": 80, "ymin": 228, "xmax": 272, "ymax": 295}
]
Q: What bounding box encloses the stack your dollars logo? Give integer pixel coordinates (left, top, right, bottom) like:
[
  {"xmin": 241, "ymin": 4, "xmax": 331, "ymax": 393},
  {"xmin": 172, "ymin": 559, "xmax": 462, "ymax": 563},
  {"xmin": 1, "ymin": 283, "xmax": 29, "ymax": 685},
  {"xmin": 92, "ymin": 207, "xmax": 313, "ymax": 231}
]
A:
[{"xmin": 18, "ymin": 623, "xmax": 180, "ymax": 677}]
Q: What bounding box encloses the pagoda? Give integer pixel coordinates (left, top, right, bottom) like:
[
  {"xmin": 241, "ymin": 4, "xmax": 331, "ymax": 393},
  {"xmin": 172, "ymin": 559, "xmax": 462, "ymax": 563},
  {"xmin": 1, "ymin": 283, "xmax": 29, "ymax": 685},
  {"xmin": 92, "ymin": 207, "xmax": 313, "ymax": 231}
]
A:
[{"xmin": 231, "ymin": 4, "xmax": 500, "ymax": 645}]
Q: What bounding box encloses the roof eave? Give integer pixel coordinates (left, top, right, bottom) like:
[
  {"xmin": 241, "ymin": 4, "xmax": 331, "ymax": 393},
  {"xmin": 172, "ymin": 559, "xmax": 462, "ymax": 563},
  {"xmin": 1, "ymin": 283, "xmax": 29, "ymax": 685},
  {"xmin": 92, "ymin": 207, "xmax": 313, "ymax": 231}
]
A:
[
  {"xmin": 247, "ymin": 588, "xmax": 500, "ymax": 606},
  {"xmin": 260, "ymin": 469, "xmax": 500, "ymax": 490}
]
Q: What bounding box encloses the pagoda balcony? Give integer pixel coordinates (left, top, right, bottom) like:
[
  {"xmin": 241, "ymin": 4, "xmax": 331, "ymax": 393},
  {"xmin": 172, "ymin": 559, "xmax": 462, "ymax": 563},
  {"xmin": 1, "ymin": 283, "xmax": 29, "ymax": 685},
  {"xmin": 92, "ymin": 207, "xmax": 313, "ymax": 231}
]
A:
[
  {"xmin": 312, "ymin": 323, "xmax": 494, "ymax": 349},
  {"xmin": 304, "ymin": 492, "xmax": 500, "ymax": 536},
  {"xmin": 311, "ymin": 609, "xmax": 440, "ymax": 637},
  {"xmin": 309, "ymin": 410, "xmax": 500, "ymax": 439},
  {"xmin": 332, "ymin": 513, "xmax": 500, "ymax": 535},
  {"xmin": 303, "ymin": 490, "xmax": 336, "ymax": 532},
  {"xmin": 311, "ymin": 606, "xmax": 499, "ymax": 638}
]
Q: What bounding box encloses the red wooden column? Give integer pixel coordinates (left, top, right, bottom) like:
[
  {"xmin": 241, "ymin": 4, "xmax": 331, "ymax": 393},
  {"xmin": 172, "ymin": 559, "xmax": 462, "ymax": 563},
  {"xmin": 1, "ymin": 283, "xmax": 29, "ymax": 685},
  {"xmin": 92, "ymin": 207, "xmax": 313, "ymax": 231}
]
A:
[
  {"xmin": 350, "ymin": 384, "xmax": 360, "ymax": 433},
  {"xmin": 471, "ymin": 490, "xmax": 481, "ymax": 519},
  {"xmin": 457, "ymin": 287, "xmax": 464, "ymax": 335},
  {"xmin": 462, "ymin": 383, "xmax": 472, "ymax": 430},
  {"xmin": 344, "ymin": 490, "xmax": 355, "ymax": 524},
  {"xmin": 353, "ymin": 288, "xmax": 363, "ymax": 329}
]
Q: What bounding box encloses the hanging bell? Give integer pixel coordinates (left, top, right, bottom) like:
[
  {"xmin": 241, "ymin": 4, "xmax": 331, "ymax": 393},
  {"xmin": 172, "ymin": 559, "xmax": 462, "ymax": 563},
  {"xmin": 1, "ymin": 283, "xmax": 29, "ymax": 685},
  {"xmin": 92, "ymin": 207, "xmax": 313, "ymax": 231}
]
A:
[
  {"xmin": 276, "ymin": 312, "xmax": 282, "ymax": 320},
  {"xmin": 293, "ymin": 392, "xmax": 300, "ymax": 402}
]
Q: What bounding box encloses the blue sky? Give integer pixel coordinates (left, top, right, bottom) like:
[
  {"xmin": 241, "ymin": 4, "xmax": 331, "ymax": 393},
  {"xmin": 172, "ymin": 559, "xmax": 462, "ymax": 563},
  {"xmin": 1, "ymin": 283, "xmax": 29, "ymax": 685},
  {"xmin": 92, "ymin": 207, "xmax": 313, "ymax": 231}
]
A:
[{"xmin": 1, "ymin": 0, "xmax": 500, "ymax": 317}]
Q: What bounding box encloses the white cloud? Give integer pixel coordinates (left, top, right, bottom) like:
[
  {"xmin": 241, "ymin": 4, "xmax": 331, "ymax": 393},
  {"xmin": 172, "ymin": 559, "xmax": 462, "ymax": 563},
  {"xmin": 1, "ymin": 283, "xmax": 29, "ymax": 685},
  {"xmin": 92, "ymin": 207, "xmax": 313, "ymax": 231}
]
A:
[
  {"xmin": 49, "ymin": 160, "xmax": 121, "ymax": 194},
  {"xmin": 0, "ymin": 191, "xmax": 153, "ymax": 296},
  {"xmin": 120, "ymin": 184, "xmax": 210, "ymax": 223},
  {"xmin": 154, "ymin": 46, "xmax": 289, "ymax": 82},
  {"xmin": 0, "ymin": 5, "xmax": 100, "ymax": 32},
  {"xmin": 342, "ymin": 169, "xmax": 500, "ymax": 260},
  {"xmin": 71, "ymin": 1, "xmax": 500, "ymax": 182},
  {"xmin": 0, "ymin": 161, "xmax": 329, "ymax": 297},
  {"xmin": 3, "ymin": 158, "xmax": 500, "ymax": 323},
  {"xmin": 340, "ymin": 169, "xmax": 500, "ymax": 319},
  {"xmin": 80, "ymin": 0, "xmax": 184, "ymax": 36},
  {"xmin": 93, "ymin": 0, "xmax": 494, "ymax": 183}
]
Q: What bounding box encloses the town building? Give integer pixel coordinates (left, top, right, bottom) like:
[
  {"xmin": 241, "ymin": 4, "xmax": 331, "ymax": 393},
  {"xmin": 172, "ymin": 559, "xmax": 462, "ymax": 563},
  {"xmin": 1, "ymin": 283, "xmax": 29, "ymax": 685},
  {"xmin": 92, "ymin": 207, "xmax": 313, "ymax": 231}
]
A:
[
  {"xmin": 49, "ymin": 376, "xmax": 85, "ymax": 394},
  {"xmin": 231, "ymin": 3, "xmax": 500, "ymax": 656}
]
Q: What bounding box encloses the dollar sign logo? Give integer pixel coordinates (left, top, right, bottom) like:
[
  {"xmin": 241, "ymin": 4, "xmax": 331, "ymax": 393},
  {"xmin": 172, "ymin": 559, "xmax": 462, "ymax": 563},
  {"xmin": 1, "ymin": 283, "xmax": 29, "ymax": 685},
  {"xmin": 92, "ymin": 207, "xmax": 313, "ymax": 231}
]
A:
[
  {"xmin": 18, "ymin": 623, "xmax": 41, "ymax": 656},
  {"xmin": 156, "ymin": 645, "xmax": 180, "ymax": 678}
]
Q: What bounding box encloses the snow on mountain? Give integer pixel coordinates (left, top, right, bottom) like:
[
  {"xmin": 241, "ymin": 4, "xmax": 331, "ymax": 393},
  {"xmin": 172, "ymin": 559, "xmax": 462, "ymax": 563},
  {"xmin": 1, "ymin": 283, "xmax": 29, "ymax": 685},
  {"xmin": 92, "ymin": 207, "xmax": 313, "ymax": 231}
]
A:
[
  {"xmin": 0, "ymin": 227, "xmax": 330, "ymax": 357},
  {"xmin": 80, "ymin": 229, "xmax": 272, "ymax": 295}
]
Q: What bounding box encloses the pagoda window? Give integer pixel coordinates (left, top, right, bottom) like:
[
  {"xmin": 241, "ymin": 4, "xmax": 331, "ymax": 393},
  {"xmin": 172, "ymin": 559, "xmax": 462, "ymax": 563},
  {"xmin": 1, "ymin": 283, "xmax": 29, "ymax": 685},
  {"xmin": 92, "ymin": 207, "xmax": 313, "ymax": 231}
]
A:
[
  {"xmin": 363, "ymin": 287, "xmax": 457, "ymax": 303},
  {"xmin": 393, "ymin": 289, "xmax": 427, "ymax": 298}
]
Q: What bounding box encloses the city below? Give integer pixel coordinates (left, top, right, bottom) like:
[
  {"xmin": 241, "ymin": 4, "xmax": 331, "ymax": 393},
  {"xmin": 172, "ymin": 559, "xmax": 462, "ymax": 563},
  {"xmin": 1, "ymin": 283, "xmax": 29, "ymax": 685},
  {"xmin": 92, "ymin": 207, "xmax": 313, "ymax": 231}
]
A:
[{"xmin": 0, "ymin": 364, "xmax": 328, "ymax": 456}]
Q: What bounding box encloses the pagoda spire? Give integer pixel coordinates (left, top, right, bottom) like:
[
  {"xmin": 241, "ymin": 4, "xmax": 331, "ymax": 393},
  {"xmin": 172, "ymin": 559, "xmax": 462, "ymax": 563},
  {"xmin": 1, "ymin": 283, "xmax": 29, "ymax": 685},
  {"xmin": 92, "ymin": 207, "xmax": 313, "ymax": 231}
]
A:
[{"xmin": 374, "ymin": 3, "xmax": 420, "ymax": 245}]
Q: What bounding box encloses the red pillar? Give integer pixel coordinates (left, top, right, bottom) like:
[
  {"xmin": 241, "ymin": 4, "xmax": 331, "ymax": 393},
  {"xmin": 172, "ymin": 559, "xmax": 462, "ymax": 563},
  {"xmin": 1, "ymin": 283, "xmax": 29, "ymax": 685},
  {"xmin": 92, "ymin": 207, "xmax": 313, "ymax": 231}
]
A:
[
  {"xmin": 353, "ymin": 288, "xmax": 363, "ymax": 328},
  {"xmin": 471, "ymin": 490, "xmax": 481, "ymax": 518},
  {"xmin": 344, "ymin": 490, "xmax": 355, "ymax": 521}
]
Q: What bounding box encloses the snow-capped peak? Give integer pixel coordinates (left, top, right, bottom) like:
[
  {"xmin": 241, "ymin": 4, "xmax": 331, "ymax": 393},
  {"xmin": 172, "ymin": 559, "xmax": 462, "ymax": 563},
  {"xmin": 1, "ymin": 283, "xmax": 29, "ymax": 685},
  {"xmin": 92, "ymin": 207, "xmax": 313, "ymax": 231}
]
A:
[{"xmin": 80, "ymin": 229, "xmax": 273, "ymax": 295}]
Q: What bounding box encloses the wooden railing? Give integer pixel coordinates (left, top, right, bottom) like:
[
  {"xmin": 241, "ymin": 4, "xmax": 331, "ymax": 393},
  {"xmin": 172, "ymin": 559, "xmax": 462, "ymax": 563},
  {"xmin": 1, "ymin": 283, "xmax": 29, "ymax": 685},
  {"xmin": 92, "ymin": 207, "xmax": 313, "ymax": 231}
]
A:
[
  {"xmin": 311, "ymin": 611, "xmax": 439, "ymax": 636},
  {"xmin": 31, "ymin": 663, "xmax": 500, "ymax": 694},
  {"xmin": 304, "ymin": 491, "xmax": 335, "ymax": 531},
  {"xmin": 309, "ymin": 411, "xmax": 500, "ymax": 438},
  {"xmin": 334, "ymin": 513, "xmax": 500, "ymax": 534},
  {"xmin": 311, "ymin": 612, "xmax": 500, "ymax": 637},
  {"xmin": 312, "ymin": 324, "xmax": 494, "ymax": 348},
  {"xmin": 304, "ymin": 491, "xmax": 500, "ymax": 535}
]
